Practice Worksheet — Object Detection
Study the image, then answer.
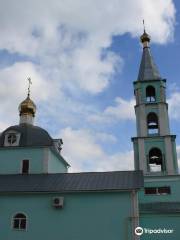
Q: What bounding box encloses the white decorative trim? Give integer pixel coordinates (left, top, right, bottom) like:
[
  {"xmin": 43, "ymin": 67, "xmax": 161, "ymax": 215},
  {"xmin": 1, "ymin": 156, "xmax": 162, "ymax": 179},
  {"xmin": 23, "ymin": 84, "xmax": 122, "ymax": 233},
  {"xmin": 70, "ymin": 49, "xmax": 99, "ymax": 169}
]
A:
[
  {"xmin": 20, "ymin": 115, "xmax": 34, "ymax": 125},
  {"xmin": 4, "ymin": 131, "xmax": 20, "ymax": 147}
]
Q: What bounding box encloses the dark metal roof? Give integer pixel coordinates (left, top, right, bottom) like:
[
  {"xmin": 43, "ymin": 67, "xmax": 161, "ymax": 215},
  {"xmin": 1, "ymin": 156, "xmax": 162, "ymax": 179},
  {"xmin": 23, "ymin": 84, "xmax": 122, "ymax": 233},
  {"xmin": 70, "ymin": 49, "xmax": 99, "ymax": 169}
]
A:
[
  {"xmin": 138, "ymin": 47, "xmax": 161, "ymax": 81},
  {"xmin": 0, "ymin": 171, "xmax": 143, "ymax": 193},
  {"xmin": 0, "ymin": 124, "xmax": 53, "ymax": 147},
  {"xmin": 140, "ymin": 202, "xmax": 180, "ymax": 213}
]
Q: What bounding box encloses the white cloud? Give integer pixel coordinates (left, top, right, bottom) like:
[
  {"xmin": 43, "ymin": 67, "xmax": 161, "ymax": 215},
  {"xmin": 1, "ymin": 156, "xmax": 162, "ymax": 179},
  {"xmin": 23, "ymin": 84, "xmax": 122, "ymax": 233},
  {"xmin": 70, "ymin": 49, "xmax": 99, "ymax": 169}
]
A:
[
  {"xmin": 0, "ymin": 0, "xmax": 176, "ymax": 95},
  {"xmin": 105, "ymin": 97, "xmax": 135, "ymax": 120},
  {"xmin": 60, "ymin": 127, "xmax": 133, "ymax": 172},
  {"xmin": 0, "ymin": 0, "xmax": 176, "ymax": 172},
  {"xmin": 0, "ymin": 62, "xmax": 51, "ymax": 130},
  {"xmin": 0, "ymin": 0, "xmax": 176, "ymax": 126},
  {"xmin": 168, "ymin": 92, "xmax": 180, "ymax": 120},
  {"xmin": 89, "ymin": 97, "xmax": 135, "ymax": 124},
  {"xmin": 82, "ymin": 89, "xmax": 180, "ymax": 125}
]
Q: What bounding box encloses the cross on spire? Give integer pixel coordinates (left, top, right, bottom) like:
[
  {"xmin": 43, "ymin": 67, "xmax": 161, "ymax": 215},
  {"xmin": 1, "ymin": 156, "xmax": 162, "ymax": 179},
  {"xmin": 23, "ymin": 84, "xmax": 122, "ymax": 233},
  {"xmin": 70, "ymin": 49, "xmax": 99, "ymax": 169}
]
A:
[{"xmin": 27, "ymin": 77, "xmax": 32, "ymax": 97}]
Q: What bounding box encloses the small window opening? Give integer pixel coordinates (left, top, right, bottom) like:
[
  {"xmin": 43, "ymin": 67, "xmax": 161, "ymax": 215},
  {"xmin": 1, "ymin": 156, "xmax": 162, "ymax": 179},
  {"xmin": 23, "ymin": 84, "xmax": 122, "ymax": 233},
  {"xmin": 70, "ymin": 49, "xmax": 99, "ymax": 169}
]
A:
[
  {"xmin": 22, "ymin": 160, "xmax": 29, "ymax": 174},
  {"xmin": 158, "ymin": 186, "xmax": 171, "ymax": 195},
  {"xmin": 145, "ymin": 187, "xmax": 157, "ymax": 194},
  {"xmin": 147, "ymin": 112, "xmax": 159, "ymax": 134},
  {"xmin": 13, "ymin": 213, "xmax": 27, "ymax": 230},
  {"xmin": 148, "ymin": 148, "xmax": 164, "ymax": 172},
  {"xmin": 7, "ymin": 133, "xmax": 17, "ymax": 145},
  {"xmin": 145, "ymin": 186, "xmax": 171, "ymax": 195},
  {"xmin": 146, "ymin": 86, "xmax": 156, "ymax": 102}
]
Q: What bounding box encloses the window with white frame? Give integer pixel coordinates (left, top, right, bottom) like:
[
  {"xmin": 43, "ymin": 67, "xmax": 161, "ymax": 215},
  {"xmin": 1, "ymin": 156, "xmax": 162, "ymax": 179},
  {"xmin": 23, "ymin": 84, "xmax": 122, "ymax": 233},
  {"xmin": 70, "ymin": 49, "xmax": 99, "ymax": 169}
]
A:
[{"xmin": 4, "ymin": 131, "xmax": 20, "ymax": 146}]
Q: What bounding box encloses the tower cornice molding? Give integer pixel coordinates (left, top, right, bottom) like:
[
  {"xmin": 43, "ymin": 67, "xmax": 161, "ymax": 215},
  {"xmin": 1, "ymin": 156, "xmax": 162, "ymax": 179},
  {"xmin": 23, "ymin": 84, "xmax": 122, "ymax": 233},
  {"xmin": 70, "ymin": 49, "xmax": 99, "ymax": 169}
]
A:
[
  {"xmin": 131, "ymin": 134, "xmax": 176, "ymax": 141},
  {"xmin": 133, "ymin": 79, "xmax": 166, "ymax": 85},
  {"xmin": 134, "ymin": 102, "xmax": 168, "ymax": 108}
]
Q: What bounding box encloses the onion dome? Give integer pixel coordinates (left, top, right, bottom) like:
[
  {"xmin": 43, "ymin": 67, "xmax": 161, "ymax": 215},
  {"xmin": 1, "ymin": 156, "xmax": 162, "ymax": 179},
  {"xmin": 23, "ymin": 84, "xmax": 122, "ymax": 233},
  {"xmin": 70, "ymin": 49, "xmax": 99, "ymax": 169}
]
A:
[
  {"xmin": 140, "ymin": 20, "xmax": 151, "ymax": 48},
  {"xmin": 140, "ymin": 30, "xmax": 151, "ymax": 44},
  {"xmin": 18, "ymin": 95, "xmax": 36, "ymax": 117},
  {"xmin": 18, "ymin": 78, "xmax": 36, "ymax": 125}
]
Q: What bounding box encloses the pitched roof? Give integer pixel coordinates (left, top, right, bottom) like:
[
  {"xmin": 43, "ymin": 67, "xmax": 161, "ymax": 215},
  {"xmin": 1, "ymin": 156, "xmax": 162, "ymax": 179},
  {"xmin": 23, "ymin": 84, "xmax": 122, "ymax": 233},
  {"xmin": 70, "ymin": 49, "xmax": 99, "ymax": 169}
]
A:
[
  {"xmin": 137, "ymin": 47, "xmax": 161, "ymax": 81},
  {"xmin": 140, "ymin": 202, "xmax": 180, "ymax": 213},
  {"xmin": 0, "ymin": 171, "xmax": 143, "ymax": 193}
]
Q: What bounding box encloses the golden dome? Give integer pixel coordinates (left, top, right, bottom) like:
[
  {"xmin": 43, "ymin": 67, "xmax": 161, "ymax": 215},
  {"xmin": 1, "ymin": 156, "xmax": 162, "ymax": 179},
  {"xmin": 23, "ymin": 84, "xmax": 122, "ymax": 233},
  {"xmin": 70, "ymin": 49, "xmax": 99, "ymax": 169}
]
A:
[
  {"xmin": 140, "ymin": 30, "xmax": 150, "ymax": 44},
  {"xmin": 19, "ymin": 95, "xmax": 36, "ymax": 117}
]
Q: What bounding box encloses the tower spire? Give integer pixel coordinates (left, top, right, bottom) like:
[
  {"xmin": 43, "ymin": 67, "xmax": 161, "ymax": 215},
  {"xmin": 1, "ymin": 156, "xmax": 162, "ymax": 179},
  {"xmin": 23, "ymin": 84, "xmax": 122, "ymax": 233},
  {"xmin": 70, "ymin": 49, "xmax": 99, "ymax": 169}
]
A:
[{"xmin": 138, "ymin": 24, "xmax": 161, "ymax": 81}]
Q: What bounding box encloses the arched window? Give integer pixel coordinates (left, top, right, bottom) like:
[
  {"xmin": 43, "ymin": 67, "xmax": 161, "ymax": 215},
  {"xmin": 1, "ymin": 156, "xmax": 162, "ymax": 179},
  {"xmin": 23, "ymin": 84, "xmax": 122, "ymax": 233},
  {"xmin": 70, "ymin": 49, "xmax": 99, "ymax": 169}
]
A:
[
  {"xmin": 148, "ymin": 148, "xmax": 164, "ymax": 172},
  {"xmin": 12, "ymin": 213, "xmax": 27, "ymax": 230},
  {"xmin": 147, "ymin": 112, "xmax": 159, "ymax": 134},
  {"xmin": 146, "ymin": 86, "xmax": 156, "ymax": 102}
]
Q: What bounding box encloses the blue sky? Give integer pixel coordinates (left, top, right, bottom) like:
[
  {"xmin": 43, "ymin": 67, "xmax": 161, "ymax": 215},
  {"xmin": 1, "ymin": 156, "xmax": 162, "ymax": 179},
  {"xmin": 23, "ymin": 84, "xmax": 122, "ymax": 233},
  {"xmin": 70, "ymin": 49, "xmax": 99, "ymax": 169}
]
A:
[{"xmin": 0, "ymin": 0, "xmax": 180, "ymax": 172}]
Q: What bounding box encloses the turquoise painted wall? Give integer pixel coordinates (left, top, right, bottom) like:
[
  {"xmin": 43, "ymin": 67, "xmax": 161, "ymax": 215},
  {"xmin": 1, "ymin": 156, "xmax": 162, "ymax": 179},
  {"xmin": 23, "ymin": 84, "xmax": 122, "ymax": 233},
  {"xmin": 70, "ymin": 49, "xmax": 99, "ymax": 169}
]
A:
[
  {"xmin": 139, "ymin": 176, "xmax": 180, "ymax": 203},
  {"xmin": 0, "ymin": 191, "xmax": 133, "ymax": 240},
  {"xmin": 141, "ymin": 81, "xmax": 161, "ymax": 103},
  {"xmin": 48, "ymin": 150, "xmax": 67, "ymax": 173},
  {"xmin": 139, "ymin": 176, "xmax": 180, "ymax": 239},
  {"xmin": 0, "ymin": 147, "xmax": 68, "ymax": 174},
  {"xmin": 0, "ymin": 148, "xmax": 44, "ymax": 174},
  {"xmin": 134, "ymin": 80, "xmax": 165, "ymax": 104},
  {"xmin": 144, "ymin": 138, "xmax": 165, "ymax": 154},
  {"xmin": 140, "ymin": 214, "xmax": 180, "ymax": 239}
]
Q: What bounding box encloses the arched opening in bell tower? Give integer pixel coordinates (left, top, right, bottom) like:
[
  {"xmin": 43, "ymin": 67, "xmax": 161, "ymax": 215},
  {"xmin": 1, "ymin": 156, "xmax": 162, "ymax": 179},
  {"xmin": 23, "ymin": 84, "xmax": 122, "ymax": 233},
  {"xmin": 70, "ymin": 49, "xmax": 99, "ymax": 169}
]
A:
[
  {"xmin": 146, "ymin": 86, "xmax": 156, "ymax": 102},
  {"xmin": 148, "ymin": 148, "xmax": 164, "ymax": 172},
  {"xmin": 147, "ymin": 112, "xmax": 159, "ymax": 134}
]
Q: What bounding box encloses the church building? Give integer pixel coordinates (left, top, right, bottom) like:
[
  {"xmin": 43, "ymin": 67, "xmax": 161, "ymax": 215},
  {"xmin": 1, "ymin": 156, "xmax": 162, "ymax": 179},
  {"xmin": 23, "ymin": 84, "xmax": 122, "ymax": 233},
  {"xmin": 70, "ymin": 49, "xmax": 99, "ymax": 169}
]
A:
[{"xmin": 0, "ymin": 29, "xmax": 179, "ymax": 240}]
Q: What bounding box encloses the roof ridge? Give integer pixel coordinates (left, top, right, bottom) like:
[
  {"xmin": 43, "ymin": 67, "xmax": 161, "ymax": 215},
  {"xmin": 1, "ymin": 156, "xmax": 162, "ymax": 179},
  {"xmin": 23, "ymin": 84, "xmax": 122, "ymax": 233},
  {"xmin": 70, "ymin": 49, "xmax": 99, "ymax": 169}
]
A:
[{"xmin": 0, "ymin": 170, "xmax": 143, "ymax": 177}]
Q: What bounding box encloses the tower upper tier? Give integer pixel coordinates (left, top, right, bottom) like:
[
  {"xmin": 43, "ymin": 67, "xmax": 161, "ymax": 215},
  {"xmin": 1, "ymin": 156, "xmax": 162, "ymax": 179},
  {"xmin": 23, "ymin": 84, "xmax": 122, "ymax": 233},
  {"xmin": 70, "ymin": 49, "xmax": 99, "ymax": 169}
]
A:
[{"xmin": 138, "ymin": 30, "xmax": 161, "ymax": 81}]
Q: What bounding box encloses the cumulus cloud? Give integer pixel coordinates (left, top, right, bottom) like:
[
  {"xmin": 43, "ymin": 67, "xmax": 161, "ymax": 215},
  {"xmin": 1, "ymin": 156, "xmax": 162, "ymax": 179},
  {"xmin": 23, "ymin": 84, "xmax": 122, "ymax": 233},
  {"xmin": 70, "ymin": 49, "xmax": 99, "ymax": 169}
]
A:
[
  {"xmin": 0, "ymin": 0, "xmax": 175, "ymax": 53},
  {"xmin": 0, "ymin": 62, "xmax": 52, "ymax": 129},
  {"xmin": 104, "ymin": 97, "xmax": 135, "ymax": 120},
  {"xmin": 0, "ymin": 0, "xmax": 176, "ymax": 171},
  {"xmin": 0, "ymin": 0, "xmax": 176, "ymax": 119},
  {"xmin": 60, "ymin": 127, "xmax": 134, "ymax": 172},
  {"xmin": 0, "ymin": 0, "xmax": 176, "ymax": 95},
  {"xmin": 168, "ymin": 92, "xmax": 180, "ymax": 120},
  {"xmin": 89, "ymin": 97, "xmax": 135, "ymax": 124}
]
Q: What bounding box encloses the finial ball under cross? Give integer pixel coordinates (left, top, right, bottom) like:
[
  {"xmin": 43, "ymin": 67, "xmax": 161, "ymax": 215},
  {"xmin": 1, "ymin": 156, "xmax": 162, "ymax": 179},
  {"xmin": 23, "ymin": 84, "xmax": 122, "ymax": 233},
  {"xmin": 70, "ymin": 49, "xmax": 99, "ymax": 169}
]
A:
[{"xmin": 27, "ymin": 77, "xmax": 32, "ymax": 97}]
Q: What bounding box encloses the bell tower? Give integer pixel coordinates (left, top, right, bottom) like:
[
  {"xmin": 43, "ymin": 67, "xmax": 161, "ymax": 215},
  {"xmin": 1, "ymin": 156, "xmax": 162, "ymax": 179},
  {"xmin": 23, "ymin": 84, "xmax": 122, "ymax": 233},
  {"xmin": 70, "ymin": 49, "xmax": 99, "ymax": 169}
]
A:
[{"xmin": 132, "ymin": 29, "xmax": 178, "ymax": 176}]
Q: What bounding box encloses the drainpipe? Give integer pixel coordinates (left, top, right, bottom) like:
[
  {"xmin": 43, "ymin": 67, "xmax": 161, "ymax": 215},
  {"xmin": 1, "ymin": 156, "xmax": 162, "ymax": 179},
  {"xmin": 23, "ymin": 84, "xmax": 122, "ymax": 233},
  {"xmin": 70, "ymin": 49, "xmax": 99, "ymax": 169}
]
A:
[{"xmin": 131, "ymin": 190, "xmax": 140, "ymax": 240}]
